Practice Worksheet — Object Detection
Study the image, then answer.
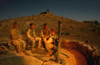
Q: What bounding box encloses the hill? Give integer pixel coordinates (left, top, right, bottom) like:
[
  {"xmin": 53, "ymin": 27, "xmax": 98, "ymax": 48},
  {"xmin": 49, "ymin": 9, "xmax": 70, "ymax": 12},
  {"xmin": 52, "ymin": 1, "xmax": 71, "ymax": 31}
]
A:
[{"xmin": 0, "ymin": 10, "xmax": 100, "ymax": 50}]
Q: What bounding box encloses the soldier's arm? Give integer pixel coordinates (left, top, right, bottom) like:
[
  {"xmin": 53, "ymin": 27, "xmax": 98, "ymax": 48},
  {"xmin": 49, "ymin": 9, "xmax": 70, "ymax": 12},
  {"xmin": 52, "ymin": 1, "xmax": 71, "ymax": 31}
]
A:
[
  {"xmin": 33, "ymin": 29, "xmax": 36, "ymax": 37},
  {"xmin": 26, "ymin": 29, "xmax": 31, "ymax": 38},
  {"xmin": 48, "ymin": 28, "xmax": 51, "ymax": 37}
]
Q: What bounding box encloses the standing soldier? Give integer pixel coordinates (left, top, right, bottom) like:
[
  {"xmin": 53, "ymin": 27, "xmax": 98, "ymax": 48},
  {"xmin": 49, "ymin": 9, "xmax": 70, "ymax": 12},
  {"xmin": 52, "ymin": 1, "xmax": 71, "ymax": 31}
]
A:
[{"xmin": 10, "ymin": 22, "xmax": 26, "ymax": 54}]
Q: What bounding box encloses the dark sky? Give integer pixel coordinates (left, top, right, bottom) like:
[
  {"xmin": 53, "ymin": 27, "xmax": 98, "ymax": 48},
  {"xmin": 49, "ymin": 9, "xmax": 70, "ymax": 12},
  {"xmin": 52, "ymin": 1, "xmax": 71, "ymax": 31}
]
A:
[{"xmin": 0, "ymin": 0, "xmax": 100, "ymax": 22}]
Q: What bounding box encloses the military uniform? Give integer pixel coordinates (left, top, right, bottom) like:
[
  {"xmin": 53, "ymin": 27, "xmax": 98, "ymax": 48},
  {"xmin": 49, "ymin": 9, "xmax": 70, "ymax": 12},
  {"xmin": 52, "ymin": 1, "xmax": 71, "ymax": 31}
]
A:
[
  {"xmin": 26, "ymin": 28, "xmax": 41, "ymax": 49},
  {"xmin": 10, "ymin": 28, "xmax": 26, "ymax": 53},
  {"xmin": 41, "ymin": 28, "xmax": 50, "ymax": 50}
]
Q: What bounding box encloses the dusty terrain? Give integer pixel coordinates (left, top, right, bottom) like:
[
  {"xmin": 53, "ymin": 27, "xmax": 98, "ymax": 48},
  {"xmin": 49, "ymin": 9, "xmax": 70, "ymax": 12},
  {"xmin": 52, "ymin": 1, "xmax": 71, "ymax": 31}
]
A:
[
  {"xmin": 0, "ymin": 48, "xmax": 87, "ymax": 65},
  {"xmin": 0, "ymin": 10, "xmax": 100, "ymax": 65},
  {"xmin": 0, "ymin": 11, "xmax": 100, "ymax": 50}
]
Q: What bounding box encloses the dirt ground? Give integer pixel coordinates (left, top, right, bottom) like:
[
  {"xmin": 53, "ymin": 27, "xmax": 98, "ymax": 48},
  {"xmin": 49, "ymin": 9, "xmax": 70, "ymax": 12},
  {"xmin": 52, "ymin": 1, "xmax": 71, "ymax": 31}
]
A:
[
  {"xmin": 68, "ymin": 49, "xmax": 87, "ymax": 65},
  {"xmin": 0, "ymin": 48, "xmax": 88, "ymax": 65},
  {"xmin": 59, "ymin": 49, "xmax": 87, "ymax": 65}
]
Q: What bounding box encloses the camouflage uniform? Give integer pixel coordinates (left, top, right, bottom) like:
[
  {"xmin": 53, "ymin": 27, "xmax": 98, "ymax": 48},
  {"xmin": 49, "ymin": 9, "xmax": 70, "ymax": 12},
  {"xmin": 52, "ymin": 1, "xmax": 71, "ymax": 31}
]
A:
[{"xmin": 41, "ymin": 28, "xmax": 50, "ymax": 37}]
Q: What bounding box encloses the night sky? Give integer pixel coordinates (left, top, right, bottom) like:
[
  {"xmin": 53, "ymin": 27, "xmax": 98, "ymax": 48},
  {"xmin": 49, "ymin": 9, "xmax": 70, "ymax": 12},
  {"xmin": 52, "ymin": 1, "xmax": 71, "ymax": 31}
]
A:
[{"xmin": 0, "ymin": 0, "xmax": 100, "ymax": 22}]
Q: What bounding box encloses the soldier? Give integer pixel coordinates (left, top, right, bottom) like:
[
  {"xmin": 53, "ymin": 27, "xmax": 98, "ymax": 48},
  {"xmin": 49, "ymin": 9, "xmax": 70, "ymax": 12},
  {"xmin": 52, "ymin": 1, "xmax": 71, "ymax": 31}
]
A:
[
  {"xmin": 10, "ymin": 22, "xmax": 26, "ymax": 53},
  {"xmin": 41, "ymin": 23, "xmax": 50, "ymax": 51},
  {"xmin": 50, "ymin": 29, "xmax": 57, "ymax": 39},
  {"xmin": 42, "ymin": 28, "xmax": 57, "ymax": 56},
  {"xmin": 49, "ymin": 29, "xmax": 58, "ymax": 57},
  {"xmin": 41, "ymin": 23, "xmax": 50, "ymax": 38},
  {"xmin": 26, "ymin": 23, "xmax": 41, "ymax": 51}
]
